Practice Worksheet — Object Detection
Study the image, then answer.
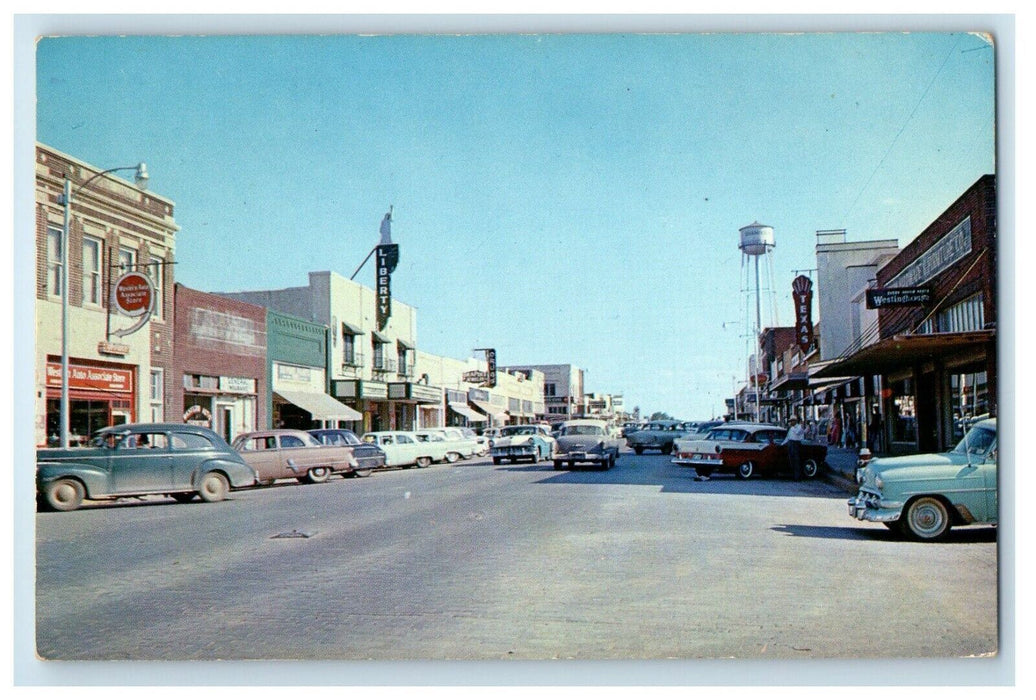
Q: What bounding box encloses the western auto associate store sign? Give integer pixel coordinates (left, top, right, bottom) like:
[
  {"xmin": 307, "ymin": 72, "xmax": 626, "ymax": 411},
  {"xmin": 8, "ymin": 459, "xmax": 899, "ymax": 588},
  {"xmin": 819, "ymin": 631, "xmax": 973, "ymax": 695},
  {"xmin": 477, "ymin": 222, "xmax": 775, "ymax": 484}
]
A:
[
  {"xmin": 113, "ymin": 271, "xmax": 154, "ymax": 316},
  {"xmin": 47, "ymin": 362, "xmax": 134, "ymax": 393},
  {"xmin": 792, "ymin": 275, "xmax": 814, "ymax": 353}
]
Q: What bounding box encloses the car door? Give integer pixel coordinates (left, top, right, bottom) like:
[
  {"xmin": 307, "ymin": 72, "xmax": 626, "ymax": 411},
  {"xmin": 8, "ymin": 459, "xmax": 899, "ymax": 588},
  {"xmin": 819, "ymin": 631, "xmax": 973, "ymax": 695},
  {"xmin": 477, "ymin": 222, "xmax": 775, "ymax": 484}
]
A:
[
  {"xmin": 394, "ymin": 433, "xmax": 420, "ymax": 465},
  {"xmin": 168, "ymin": 430, "xmax": 217, "ymax": 489},
  {"xmin": 278, "ymin": 433, "xmax": 319, "ymax": 477},
  {"xmin": 110, "ymin": 430, "xmax": 174, "ymax": 494},
  {"xmin": 239, "ymin": 435, "xmax": 282, "ymax": 482}
]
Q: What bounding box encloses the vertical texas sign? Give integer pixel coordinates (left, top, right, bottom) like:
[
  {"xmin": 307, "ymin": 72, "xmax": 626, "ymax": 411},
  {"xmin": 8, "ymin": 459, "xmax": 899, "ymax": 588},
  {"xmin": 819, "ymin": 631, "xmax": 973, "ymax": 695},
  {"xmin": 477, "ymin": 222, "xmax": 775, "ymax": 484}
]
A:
[
  {"xmin": 792, "ymin": 274, "xmax": 814, "ymax": 354},
  {"xmin": 376, "ymin": 211, "xmax": 399, "ymax": 331}
]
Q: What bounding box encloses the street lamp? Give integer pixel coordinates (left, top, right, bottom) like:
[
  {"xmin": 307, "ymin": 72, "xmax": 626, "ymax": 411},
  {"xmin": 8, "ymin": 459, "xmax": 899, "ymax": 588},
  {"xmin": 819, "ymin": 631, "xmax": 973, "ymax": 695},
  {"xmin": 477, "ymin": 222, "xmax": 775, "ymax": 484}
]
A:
[{"xmin": 57, "ymin": 162, "xmax": 149, "ymax": 448}]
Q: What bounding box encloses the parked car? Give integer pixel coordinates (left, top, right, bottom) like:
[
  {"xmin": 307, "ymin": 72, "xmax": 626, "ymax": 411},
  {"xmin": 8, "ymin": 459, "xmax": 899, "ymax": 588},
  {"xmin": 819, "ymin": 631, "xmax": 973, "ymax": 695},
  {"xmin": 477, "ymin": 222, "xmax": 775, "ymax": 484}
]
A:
[
  {"xmin": 233, "ymin": 429, "xmax": 368, "ymax": 484},
  {"xmin": 552, "ymin": 419, "xmax": 622, "ymax": 470},
  {"xmin": 416, "ymin": 427, "xmax": 479, "ymax": 461},
  {"xmin": 460, "ymin": 427, "xmax": 490, "ymax": 456},
  {"xmin": 625, "ymin": 420, "xmax": 690, "ymax": 455},
  {"xmin": 36, "ymin": 423, "xmax": 258, "ymax": 511},
  {"xmin": 671, "ymin": 422, "xmax": 828, "ymax": 479},
  {"xmin": 361, "ymin": 431, "xmax": 447, "ymax": 468},
  {"xmin": 671, "ymin": 420, "xmax": 726, "ymax": 453},
  {"xmin": 490, "ymin": 424, "xmax": 557, "ymax": 464},
  {"xmin": 848, "ymin": 418, "xmax": 997, "ymax": 541},
  {"xmin": 413, "ymin": 430, "xmax": 461, "ymax": 463},
  {"xmin": 620, "ymin": 422, "xmax": 645, "ymax": 438},
  {"xmin": 308, "ymin": 428, "xmax": 388, "ymax": 473}
]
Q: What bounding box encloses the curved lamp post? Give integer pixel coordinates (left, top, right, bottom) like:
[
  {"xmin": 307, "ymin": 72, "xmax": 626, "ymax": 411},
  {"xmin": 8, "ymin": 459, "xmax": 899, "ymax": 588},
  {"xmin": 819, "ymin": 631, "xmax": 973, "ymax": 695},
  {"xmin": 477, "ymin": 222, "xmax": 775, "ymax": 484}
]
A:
[{"xmin": 56, "ymin": 163, "xmax": 149, "ymax": 448}]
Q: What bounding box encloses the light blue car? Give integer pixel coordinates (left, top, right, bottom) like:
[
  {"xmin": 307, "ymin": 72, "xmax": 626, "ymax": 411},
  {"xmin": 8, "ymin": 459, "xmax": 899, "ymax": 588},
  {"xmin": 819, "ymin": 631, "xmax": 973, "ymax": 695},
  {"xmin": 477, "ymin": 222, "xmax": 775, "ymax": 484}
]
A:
[
  {"xmin": 848, "ymin": 418, "xmax": 997, "ymax": 541},
  {"xmin": 490, "ymin": 425, "xmax": 556, "ymax": 465}
]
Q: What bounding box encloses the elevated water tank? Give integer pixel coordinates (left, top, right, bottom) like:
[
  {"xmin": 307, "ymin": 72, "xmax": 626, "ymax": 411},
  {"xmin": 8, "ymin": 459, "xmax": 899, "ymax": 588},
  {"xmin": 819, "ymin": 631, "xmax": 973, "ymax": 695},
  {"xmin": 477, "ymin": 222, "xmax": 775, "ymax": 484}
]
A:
[{"xmin": 739, "ymin": 222, "xmax": 775, "ymax": 256}]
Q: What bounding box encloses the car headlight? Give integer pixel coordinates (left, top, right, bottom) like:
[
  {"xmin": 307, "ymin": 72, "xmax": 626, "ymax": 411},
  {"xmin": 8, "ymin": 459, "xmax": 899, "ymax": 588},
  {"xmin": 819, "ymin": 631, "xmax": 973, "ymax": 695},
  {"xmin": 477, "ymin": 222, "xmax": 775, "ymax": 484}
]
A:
[{"xmin": 874, "ymin": 475, "xmax": 884, "ymax": 489}]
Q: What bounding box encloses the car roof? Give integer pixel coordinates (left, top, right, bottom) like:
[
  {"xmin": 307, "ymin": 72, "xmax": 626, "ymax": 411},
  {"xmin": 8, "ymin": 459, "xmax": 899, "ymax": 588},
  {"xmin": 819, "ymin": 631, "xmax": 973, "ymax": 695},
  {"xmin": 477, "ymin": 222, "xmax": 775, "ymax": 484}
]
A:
[
  {"xmin": 98, "ymin": 422, "xmax": 217, "ymax": 435},
  {"xmin": 561, "ymin": 419, "xmax": 607, "ymax": 426},
  {"xmin": 974, "ymin": 417, "xmax": 996, "ymax": 430}
]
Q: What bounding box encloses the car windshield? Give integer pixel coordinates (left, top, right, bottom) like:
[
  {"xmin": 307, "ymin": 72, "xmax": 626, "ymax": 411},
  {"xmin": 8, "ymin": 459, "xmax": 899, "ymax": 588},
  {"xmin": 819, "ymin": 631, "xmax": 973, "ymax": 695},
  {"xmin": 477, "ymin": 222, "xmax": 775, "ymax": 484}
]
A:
[
  {"xmin": 560, "ymin": 425, "xmax": 604, "ymax": 436},
  {"xmin": 501, "ymin": 426, "xmax": 536, "ymax": 436},
  {"xmin": 950, "ymin": 425, "xmax": 996, "ymax": 457}
]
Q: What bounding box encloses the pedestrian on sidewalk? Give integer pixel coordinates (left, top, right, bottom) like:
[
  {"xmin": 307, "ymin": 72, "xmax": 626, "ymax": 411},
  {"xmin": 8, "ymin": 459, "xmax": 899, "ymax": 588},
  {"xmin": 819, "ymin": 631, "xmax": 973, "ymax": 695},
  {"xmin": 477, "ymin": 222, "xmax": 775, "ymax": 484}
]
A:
[
  {"xmin": 828, "ymin": 412, "xmax": 842, "ymax": 448},
  {"xmin": 783, "ymin": 416, "xmax": 806, "ymax": 481},
  {"xmin": 868, "ymin": 408, "xmax": 883, "ymax": 453}
]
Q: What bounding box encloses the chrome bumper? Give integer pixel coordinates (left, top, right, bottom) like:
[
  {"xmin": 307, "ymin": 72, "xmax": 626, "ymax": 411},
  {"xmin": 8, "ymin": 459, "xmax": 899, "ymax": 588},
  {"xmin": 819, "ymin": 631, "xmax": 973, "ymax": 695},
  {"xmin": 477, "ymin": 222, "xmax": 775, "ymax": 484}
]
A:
[{"xmin": 847, "ymin": 492, "xmax": 902, "ymax": 523}]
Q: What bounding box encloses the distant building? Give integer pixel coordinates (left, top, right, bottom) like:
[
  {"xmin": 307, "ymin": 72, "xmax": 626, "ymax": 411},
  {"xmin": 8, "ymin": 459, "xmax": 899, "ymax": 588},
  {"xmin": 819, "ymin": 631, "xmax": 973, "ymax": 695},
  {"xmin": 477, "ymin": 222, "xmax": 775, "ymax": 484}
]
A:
[{"xmin": 501, "ymin": 364, "xmax": 585, "ymax": 422}]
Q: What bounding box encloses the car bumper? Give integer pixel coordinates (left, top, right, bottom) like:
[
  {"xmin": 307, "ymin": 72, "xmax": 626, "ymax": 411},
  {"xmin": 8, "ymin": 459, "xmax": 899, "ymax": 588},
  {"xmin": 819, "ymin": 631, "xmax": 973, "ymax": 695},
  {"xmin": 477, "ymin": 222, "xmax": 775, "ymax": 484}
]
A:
[
  {"xmin": 492, "ymin": 447, "xmax": 535, "ymax": 457},
  {"xmin": 672, "ymin": 456, "xmax": 722, "ymax": 468},
  {"xmin": 555, "ymin": 452, "xmax": 607, "ymax": 464},
  {"xmin": 847, "ymin": 492, "xmax": 903, "ymax": 523}
]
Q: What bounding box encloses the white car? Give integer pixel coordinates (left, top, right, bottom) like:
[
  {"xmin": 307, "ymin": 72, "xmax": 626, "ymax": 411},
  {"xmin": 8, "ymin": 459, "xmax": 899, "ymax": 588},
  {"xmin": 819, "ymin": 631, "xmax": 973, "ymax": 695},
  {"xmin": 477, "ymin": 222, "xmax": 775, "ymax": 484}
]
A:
[
  {"xmin": 361, "ymin": 431, "xmax": 447, "ymax": 468},
  {"xmin": 460, "ymin": 427, "xmax": 490, "ymax": 456},
  {"xmin": 414, "ymin": 428, "xmax": 477, "ymax": 462}
]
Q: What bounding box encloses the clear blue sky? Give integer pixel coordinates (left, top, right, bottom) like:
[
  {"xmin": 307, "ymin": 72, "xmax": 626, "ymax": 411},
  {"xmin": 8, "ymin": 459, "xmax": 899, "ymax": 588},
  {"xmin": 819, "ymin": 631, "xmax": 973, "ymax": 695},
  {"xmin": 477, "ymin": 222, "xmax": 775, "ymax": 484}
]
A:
[{"xmin": 34, "ymin": 29, "xmax": 996, "ymax": 419}]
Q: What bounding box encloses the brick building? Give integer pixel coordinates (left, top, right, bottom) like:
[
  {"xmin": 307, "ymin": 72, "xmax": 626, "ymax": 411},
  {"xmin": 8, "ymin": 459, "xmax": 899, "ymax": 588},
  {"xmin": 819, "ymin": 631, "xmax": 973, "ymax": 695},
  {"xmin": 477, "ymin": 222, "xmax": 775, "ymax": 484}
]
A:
[
  {"xmin": 815, "ymin": 174, "xmax": 997, "ymax": 453},
  {"xmin": 34, "ymin": 143, "xmax": 178, "ymax": 446},
  {"xmin": 172, "ymin": 284, "xmax": 269, "ymax": 443}
]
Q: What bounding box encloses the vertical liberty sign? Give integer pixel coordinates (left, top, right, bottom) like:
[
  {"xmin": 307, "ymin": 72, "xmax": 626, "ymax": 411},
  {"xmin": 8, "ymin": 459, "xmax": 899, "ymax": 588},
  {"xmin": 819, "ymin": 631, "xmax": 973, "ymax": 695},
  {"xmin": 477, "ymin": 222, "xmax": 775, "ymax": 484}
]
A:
[{"xmin": 376, "ymin": 210, "xmax": 399, "ymax": 331}]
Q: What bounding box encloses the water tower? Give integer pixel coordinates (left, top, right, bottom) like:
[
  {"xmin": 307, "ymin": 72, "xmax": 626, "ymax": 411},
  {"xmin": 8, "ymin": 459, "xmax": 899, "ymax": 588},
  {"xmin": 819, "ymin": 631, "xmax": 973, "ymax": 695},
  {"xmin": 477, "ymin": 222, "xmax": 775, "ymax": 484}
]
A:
[{"xmin": 738, "ymin": 222, "xmax": 780, "ymax": 421}]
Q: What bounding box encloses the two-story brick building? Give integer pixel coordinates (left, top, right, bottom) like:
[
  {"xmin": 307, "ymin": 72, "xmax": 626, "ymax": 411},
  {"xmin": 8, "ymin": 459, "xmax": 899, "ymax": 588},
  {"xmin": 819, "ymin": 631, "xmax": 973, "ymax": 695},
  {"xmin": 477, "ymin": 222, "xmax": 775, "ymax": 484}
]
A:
[{"xmin": 34, "ymin": 144, "xmax": 178, "ymax": 446}]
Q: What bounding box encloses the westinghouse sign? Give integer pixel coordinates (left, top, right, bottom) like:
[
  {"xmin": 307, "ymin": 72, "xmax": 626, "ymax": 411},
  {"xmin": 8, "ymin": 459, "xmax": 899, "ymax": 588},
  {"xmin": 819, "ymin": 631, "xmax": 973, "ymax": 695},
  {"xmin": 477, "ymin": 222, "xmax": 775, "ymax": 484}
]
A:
[{"xmin": 866, "ymin": 287, "xmax": 932, "ymax": 309}]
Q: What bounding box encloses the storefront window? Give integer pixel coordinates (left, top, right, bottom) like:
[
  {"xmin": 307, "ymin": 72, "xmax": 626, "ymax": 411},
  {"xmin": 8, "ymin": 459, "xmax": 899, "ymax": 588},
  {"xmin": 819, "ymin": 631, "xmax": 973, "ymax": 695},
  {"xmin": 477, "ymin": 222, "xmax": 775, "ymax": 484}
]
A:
[
  {"xmin": 82, "ymin": 237, "xmax": 102, "ymax": 305},
  {"xmin": 46, "ymin": 227, "xmax": 63, "ymax": 297},
  {"xmin": 890, "ymin": 379, "xmax": 917, "ymax": 444},
  {"xmin": 951, "ymin": 370, "xmax": 989, "ymax": 442}
]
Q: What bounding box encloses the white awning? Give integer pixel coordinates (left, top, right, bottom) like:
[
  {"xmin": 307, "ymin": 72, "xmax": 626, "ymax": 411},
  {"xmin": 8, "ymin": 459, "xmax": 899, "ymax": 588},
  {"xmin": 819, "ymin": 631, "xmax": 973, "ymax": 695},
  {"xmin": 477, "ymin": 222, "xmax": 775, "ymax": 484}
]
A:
[
  {"xmin": 449, "ymin": 402, "xmax": 486, "ymax": 422},
  {"xmin": 470, "ymin": 399, "xmax": 507, "ymax": 422},
  {"xmin": 275, "ymin": 389, "xmax": 362, "ymax": 421}
]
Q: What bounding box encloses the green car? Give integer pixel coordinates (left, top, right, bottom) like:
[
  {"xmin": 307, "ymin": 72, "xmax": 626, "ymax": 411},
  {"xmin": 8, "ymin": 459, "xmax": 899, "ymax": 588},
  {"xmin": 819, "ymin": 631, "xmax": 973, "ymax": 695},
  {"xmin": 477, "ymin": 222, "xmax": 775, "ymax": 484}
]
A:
[
  {"xmin": 848, "ymin": 418, "xmax": 997, "ymax": 541},
  {"xmin": 37, "ymin": 423, "xmax": 259, "ymax": 512}
]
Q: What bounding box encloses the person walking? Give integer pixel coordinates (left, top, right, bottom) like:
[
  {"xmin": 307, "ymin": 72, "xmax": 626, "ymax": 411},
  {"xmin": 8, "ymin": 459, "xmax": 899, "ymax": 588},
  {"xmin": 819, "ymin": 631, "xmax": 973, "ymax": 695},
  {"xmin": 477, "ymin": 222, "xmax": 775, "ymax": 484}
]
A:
[
  {"xmin": 828, "ymin": 412, "xmax": 842, "ymax": 448},
  {"xmin": 783, "ymin": 417, "xmax": 806, "ymax": 481},
  {"xmin": 868, "ymin": 408, "xmax": 883, "ymax": 453}
]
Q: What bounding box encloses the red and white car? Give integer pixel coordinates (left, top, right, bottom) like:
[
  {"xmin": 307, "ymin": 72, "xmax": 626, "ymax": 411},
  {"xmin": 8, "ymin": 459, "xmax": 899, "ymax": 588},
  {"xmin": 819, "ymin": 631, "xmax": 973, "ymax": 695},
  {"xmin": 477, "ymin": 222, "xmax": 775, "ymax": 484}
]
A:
[{"xmin": 671, "ymin": 422, "xmax": 828, "ymax": 479}]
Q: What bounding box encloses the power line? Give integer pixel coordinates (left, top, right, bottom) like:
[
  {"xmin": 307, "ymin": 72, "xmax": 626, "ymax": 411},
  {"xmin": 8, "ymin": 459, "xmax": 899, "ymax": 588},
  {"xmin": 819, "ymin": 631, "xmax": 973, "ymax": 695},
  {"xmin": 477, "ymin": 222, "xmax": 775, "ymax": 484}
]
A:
[{"xmin": 842, "ymin": 34, "xmax": 964, "ymax": 224}]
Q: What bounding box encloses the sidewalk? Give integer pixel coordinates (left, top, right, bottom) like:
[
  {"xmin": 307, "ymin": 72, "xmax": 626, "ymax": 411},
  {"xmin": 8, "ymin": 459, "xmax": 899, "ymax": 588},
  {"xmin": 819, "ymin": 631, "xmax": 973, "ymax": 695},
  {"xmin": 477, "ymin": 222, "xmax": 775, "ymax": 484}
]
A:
[{"xmin": 821, "ymin": 446, "xmax": 861, "ymax": 493}]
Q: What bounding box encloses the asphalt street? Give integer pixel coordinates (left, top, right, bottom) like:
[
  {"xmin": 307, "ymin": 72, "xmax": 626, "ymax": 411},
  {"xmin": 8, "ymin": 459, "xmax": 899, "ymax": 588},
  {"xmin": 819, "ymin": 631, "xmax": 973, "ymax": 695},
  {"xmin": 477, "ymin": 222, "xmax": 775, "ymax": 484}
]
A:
[{"xmin": 35, "ymin": 449, "xmax": 998, "ymax": 661}]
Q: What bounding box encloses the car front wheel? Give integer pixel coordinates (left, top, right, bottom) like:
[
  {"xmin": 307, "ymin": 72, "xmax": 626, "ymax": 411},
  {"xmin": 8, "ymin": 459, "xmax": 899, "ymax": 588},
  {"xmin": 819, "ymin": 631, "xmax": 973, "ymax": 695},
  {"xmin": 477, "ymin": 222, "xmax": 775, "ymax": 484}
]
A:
[
  {"xmin": 44, "ymin": 478, "xmax": 85, "ymax": 511},
  {"xmin": 445, "ymin": 452, "xmax": 460, "ymax": 463},
  {"xmin": 903, "ymin": 496, "xmax": 952, "ymax": 541},
  {"xmin": 737, "ymin": 461, "xmax": 755, "ymax": 479},
  {"xmin": 198, "ymin": 472, "xmax": 229, "ymax": 503}
]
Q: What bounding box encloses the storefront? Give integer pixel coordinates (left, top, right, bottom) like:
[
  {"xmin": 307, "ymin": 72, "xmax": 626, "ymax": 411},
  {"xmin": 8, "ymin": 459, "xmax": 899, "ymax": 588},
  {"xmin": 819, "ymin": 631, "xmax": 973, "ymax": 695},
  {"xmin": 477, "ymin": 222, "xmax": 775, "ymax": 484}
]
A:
[
  {"xmin": 814, "ymin": 175, "xmax": 997, "ymax": 454},
  {"xmin": 173, "ymin": 285, "xmax": 268, "ymax": 443},
  {"xmin": 182, "ymin": 375, "xmax": 259, "ymax": 444},
  {"xmin": 332, "ymin": 379, "xmax": 389, "ymax": 432},
  {"xmin": 44, "ymin": 357, "xmax": 135, "ymax": 445},
  {"xmin": 468, "ymin": 388, "xmax": 508, "ymax": 426},
  {"xmin": 388, "ymin": 381, "xmax": 443, "ymax": 430},
  {"xmin": 275, "ymin": 362, "xmax": 361, "ymax": 430}
]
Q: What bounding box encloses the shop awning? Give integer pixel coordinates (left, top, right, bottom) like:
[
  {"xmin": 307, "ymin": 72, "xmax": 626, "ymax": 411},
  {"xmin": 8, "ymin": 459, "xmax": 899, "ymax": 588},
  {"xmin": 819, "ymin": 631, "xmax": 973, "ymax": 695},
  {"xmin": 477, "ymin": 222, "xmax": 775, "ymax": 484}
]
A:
[
  {"xmin": 768, "ymin": 372, "xmax": 810, "ymax": 392},
  {"xmin": 448, "ymin": 402, "xmax": 486, "ymax": 422},
  {"xmin": 397, "ymin": 338, "xmax": 414, "ymax": 350},
  {"xmin": 469, "ymin": 399, "xmax": 508, "ymax": 422},
  {"xmin": 371, "ymin": 330, "xmax": 391, "ymax": 344},
  {"xmin": 340, "ymin": 321, "xmax": 364, "ymax": 335},
  {"xmin": 275, "ymin": 389, "xmax": 362, "ymax": 421},
  {"xmin": 812, "ymin": 330, "xmax": 995, "ymax": 378}
]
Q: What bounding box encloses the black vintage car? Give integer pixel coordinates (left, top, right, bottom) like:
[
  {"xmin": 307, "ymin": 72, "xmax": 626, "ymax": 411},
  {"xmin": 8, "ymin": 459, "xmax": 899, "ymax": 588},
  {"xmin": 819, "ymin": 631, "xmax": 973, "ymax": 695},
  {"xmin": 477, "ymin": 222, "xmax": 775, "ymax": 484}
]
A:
[{"xmin": 308, "ymin": 428, "xmax": 388, "ymax": 473}]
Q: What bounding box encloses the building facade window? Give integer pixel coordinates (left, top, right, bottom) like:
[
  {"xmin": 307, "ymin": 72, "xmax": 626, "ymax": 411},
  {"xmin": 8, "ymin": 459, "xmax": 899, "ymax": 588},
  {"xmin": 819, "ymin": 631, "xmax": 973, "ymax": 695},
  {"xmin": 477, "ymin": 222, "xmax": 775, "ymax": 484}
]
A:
[
  {"xmin": 545, "ymin": 383, "xmax": 556, "ymax": 397},
  {"xmin": 397, "ymin": 344, "xmax": 409, "ymax": 377},
  {"xmin": 372, "ymin": 339, "xmax": 385, "ymax": 370},
  {"xmin": 82, "ymin": 236, "xmax": 102, "ymax": 305},
  {"xmin": 149, "ymin": 369, "xmax": 164, "ymax": 422},
  {"xmin": 46, "ymin": 226, "xmax": 63, "ymax": 297},
  {"xmin": 950, "ymin": 370, "xmax": 989, "ymax": 442},
  {"xmin": 118, "ymin": 246, "xmax": 135, "ymax": 273},
  {"xmin": 937, "ymin": 293, "xmax": 984, "ymax": 333},
  {"xmin": 342, "ymin": 331, "xmax": 358, "ymax": 366}
]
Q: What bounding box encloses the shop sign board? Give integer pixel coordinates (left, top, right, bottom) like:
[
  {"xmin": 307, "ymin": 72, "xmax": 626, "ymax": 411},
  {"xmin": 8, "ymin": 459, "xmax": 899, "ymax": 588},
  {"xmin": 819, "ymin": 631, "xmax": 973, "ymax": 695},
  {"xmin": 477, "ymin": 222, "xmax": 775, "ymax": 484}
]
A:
[
  {"xmin": 792, "ymin": 275, "xmax": 814, "ymax": 354},
  {"xmin": 47, "ymin": 362, "xmax": 133, "ymax": 393},
  {"xmin": 866, "ymin": 286, "xmax": 933, "ymax": 309},
  {"xmin": 220, "ymin": 376, "xmax": 256, "ymax": 394},
  {"xmin": 463, "ymin": 370, "xmax": 489, "ymax": 384},
  {"xmin": 375, "ymin": 244, "xmax": 399, "ymax": 331}
]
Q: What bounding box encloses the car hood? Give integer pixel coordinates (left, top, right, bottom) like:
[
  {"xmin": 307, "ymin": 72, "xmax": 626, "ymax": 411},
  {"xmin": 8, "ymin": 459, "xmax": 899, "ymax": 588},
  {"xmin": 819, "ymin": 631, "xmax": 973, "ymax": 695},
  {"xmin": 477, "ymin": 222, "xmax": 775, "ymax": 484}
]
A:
[
  {"xmin": 861, "ymin": 451, "xmax": 980, "ymax": 492},
  {"xmin": 493, "ymin": 435, "xmax": 535, "ymax": 447}
]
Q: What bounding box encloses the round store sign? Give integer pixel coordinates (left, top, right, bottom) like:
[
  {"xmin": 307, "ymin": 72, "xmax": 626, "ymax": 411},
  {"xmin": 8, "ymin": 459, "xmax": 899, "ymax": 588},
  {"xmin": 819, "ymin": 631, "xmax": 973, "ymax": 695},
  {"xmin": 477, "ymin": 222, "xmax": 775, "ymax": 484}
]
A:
[{"xmin": 112, "ymin": 271, "xmax": 155, "ymax": 317}]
